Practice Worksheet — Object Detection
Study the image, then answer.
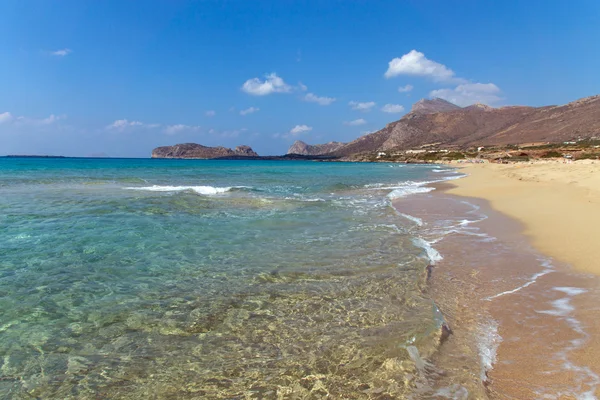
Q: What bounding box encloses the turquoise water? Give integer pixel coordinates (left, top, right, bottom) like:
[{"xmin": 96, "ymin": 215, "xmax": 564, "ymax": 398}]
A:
[{"xmin": 0, "ymin": 158, "xmax": 446, "ymax": 398}]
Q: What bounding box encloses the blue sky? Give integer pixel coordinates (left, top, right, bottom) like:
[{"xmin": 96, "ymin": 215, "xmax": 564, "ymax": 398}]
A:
[{"xmin": 1, "ymin": 0, "xmax": 599, "ymax": 157}]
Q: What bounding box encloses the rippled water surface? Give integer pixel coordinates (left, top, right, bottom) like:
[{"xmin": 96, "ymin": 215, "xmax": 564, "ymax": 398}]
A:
[{"xmin": 0, "ymin": 158, "xmax": 452, "ymax": 398}]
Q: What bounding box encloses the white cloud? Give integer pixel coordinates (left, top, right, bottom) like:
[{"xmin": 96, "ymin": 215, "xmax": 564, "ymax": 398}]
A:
[
  {"xmin": 398, "ymin": 84, "xmax": 413, "ymax": 93},
  {"xmin": 106, "ymin": 119, "xmax": 160, "ymax": 131},
  {"xmin": 241, "ymin": 73, "xmax": 292, "ymax": 96},
  {"xmin": 344, "ymin": 118, "xmax": 367, "ymax": 126},
  {"xmin": 51, "ymin": 48, "xmax": 72, "ymax": 57},
  {"xmin": 1, "ymin": 113, "xmax": 66, "ymax": 126},
  {"xmin": 349, "ymin": 101, "xmax": 376, "ymax": 112},
  {"xmin": 107, "ymin": 119, "xmax": 143, "ymax": 130},
  {"xmin": 304, "ymin": 93, "xmax": 336, "ymax": 106},
  {"xmin": 164, "ymin": 124, "xmax": 200, "ymax": 135},
  {"xmin": 205, "ymin": 110, "xmax": 216, "ymax": 117},
  {"xmin": 381, "ymin": 104, "xmax": 405, "ymax": 113},
  {"xmin": 39, "ymin": 114, "xmax": 66, "ymax": 124},
  {"xmin": 290, "ymin": 124, "xmax": 312, "ymax": 135},
  {"xmin": 240, "ymin": 106, "xmax": 260, "ymax": 116},
  {"xmin": 298, "ymin": 82, "xmax": 308, "ymax": 91},
  {"xmin": 0, "ymin": 112, "xmax": 13, "ymax": 124},
  {"xmin": 384, "ymin": 50, "xmax": 461, "ymax": 83},
  {"xmin": 430, "ymin": 83, "xmax": 502, "ymax": 107}
]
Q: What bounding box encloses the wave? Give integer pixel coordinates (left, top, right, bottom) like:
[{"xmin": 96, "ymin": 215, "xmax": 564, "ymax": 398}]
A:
[
  {"xmin": 478, "ymin": 319, "xmax": 502, "ymax": 383},
  {"xmin": 388, "ymin": 186, "xmax": 435, "ymax": 199},
  {"xmin": 412, "ymin": 237, "xmax": 443, "ymax": 264},
  {"xmin": 124, "ymin": 185, "xmax": 250, "ymax": 195},
  {"xmin": 432, "ymin": 169, "xmax": 454, "ymax": 173},
  {"xmin": 398, "ymin": 212, "xmax": 424, "ymax": 226},
  {"xmin": 485, "ymin": 259, "xmax": 554, "ymax": 301}
]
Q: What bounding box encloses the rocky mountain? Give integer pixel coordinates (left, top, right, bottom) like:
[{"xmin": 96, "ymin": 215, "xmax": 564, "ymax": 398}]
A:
[
  {"xmin": 152, "ymin": 143, "xmax": 259, "ymax": 159},
  {"xmin": 328, "ymin": 95, "xmax": 600, "ymax": 158},
  {"xmin": 287, "ymin": 140, "xmax": 345, "ymax": 155},
  {"xmin": 409, "ymin": 97, "xmax": 462, "ymax": 115}
]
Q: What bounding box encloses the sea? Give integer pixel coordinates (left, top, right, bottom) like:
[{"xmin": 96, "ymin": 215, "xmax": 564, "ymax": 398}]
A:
[{"xmin": 1, "ymin": 157, "xmax": 597, "ymax": 399}]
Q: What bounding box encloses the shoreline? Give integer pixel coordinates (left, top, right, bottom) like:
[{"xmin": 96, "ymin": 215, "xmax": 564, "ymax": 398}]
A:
[{"xmin": 425, "ymin": 162, "xmax": 600, "ymax": 397}]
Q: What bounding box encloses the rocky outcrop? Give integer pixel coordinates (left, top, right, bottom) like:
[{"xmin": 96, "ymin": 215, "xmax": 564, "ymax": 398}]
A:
[
  {"xmin": 152, "ymin": 143, "xmax": 259, "ymax": 159},
  {"xmin": 287, "ymin": 140, "xmax": 345, "ymax": 155},
  {"xmin": 327, "ymin": 95, "xmax": 600, "ymax": 158},
  {"xmin": 409, "ymin": 97, "xmax": 462, "ymax": 115},
  {"xmin": 233, "ymin": 145, "xmax": 257, "ymax": 156}
]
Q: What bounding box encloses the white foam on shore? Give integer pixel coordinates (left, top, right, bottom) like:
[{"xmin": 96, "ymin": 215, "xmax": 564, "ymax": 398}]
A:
[
  {"xmin": 485, "ymin": 268, "xmax": 553, "ymax": 301},
  {"xmin": 398, "ymin": 212, "xmax": 424, "ymax": 226},
  {"xmin": 388, "ymin": 186, "xmax": 435, "ymax": 199},
  {"xmin": 432, "ymin": 168, "xmax": 454, "ymax": 173},
  {"xmin": 412, "ymin": 237, "xmax": 443, "ymax": 264},
  {"xmin": 534, "ymin": 287, "xmax": 600, "ymax": 399},
  {"xmin": 478, "ymin": 319, "xmax": 502, "ymax": 383},
  {"xmin": 125, "ymin": 185, "xmax": 245, "ymax": 195}
]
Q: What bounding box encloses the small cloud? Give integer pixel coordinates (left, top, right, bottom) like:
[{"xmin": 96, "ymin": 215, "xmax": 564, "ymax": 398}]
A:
[
  {"xmin": 304, "ymin": 93, "xmax": 336, "ymax": 106},
  {"xmin": 290, "ymin": 124, "xmax": 312, "ymax": 135},
  {"xmin": 164, "ymin": 124, "xmax": 200, "ymax": 135},
  {"xmin": 430, "ymin": 83, "xmax": 502, "ymax": 107},
  {"xmin": 51, "ymin": 48, "xmax": 72, "ymax": 57},
  {"xmin": 240, "ymin": 106, "xmax": 260, "ymax": 116},
  {"xmin": 39, "ymin": 114, "xmax": 66, "ymax": 124},
  {"xmin": 106, "ymin": 119, "xmax": 160, "ymax": 131},
  {"xmin": 4, "ymin": 113, "xmax": 67, "ymax": 126},
  {"xmin": 381, "ymin": 104, "xmax": 405, "ymax": 113},
  {"xmin": 349, "ymin": 101, "xmax": 376, "ymax": 112},
  {"xmin": 344, "ymin": 118, "xmax": 367, "ymax": 126},
  {"xmin": 107, "ymin": 119, "xmax": 143, "ymax": 130},
  {"xmin": 298, "ymin": 82, "xmax": 308, "ymax": 91},
  {"xmin": 385, "ymin": 50, "xmax": 462, "ymax": 83},
  {"xmin": 241, "ymin": 73, "xmax": 292, "ymax": 96},
  {"xmin": 205, "ymin": 110, "xmax": 216, "ymax": 117},
  {"xmin": 398, "ymin": 84, "xmax": 413, "ymax": 93},
  {"xmin": 0, "ymin": 112, "xmax": 13, "ymax": 124}
]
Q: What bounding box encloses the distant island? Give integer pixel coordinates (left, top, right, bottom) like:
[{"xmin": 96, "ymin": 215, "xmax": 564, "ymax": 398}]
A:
[{"xmin": 4, "ymin": 155, "xmax": 67, "ymax": 158}]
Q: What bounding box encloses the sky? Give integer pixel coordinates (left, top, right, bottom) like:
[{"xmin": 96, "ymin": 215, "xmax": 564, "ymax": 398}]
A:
[{"xmin": 1, "ymin": 0, "xmax": 599, "ymax": 157}]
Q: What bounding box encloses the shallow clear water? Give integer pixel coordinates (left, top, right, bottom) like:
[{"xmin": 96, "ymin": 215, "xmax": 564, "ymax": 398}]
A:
[{"xmin": 0, "ymin": 158, "xmax": 449, "ymax": 398}]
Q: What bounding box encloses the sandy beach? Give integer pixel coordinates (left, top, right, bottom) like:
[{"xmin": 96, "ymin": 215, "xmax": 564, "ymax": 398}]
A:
[
  {"xmin": 447, "ymin": 160, "xmax": 600, "ymax": 275},
  {"xmin": 437, "ymin": 160, "xmax": 600, "ymax": 397}
]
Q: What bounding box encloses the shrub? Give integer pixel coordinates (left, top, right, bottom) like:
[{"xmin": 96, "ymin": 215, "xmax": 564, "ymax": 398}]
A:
[{"xmin": 541, "ymin": 151, "xmax": 563, "ymax": 158}]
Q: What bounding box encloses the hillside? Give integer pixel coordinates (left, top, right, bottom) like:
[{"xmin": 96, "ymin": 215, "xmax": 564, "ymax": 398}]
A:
[
  {"xmin": 287, "ymin": 140, "xmax": 345, "ymax": 156},
  {"xmin": 326, "ymin": 95, "xmax": 600, "ymax": 158}
]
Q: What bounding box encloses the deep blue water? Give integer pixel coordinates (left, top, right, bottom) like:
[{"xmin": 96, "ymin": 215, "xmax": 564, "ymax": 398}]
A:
[{"xmin": 0, "ymin": 158, "xmax": 446, "ymax": 398}]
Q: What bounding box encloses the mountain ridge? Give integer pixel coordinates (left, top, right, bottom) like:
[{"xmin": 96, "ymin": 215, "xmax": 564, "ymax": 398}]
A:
[{"xmin": 319, "ymin": 94, "xmax": 600, "ymax": 158}]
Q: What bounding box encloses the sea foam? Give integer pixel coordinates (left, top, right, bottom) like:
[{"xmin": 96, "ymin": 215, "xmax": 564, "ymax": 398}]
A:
[
  {"xmin": 125, "ymin": 185, "xmax": 244, "ymax": 195},
  {"xmin": 412, "ymin": 237, "xmax": 443, "ymax": 264}
]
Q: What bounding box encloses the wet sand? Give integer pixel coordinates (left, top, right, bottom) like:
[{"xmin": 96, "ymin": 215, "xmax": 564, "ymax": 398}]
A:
[
  {"xmin": 393, "ymin": 176, "xmax": 600, "ymax": 398},
  {"xmin": 442, "ymin": 162, "xmax": 600, "ymax": 398}
]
